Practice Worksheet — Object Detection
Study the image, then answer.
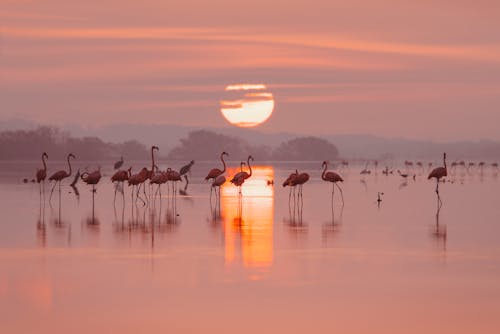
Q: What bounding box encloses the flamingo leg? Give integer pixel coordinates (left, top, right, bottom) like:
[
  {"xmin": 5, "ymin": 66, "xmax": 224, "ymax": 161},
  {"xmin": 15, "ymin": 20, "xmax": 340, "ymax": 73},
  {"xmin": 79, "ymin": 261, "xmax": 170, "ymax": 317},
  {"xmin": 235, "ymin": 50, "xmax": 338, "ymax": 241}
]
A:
[
  {"xmin": 136, "ymin": 184, "xmax": 145, "ymax": 206},
  {"xmin": 335, "ymin": 183, "xmax": 344, "ymax": 206},
  {"xmin": 143, "ymin": 183, "xmax": 148, "ymax": 206},
  {"xmin": 49, "ymin": 181, "xmax": 57, "ymax": 203}
]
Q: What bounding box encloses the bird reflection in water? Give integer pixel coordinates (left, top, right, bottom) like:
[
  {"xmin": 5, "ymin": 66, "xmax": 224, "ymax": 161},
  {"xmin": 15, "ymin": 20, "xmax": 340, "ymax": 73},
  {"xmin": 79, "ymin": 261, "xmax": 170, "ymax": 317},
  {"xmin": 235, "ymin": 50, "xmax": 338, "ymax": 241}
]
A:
[
  {"xmin": 322, "ymin": 203, "xmax": 343, "ymax": 247},
  {"xmin": 430, "ymin": 192, "xmax": 447, "ymax": 252},
  {"xmin": 36, "ymin": 218, "xmax": 47, "ymax": 247}
]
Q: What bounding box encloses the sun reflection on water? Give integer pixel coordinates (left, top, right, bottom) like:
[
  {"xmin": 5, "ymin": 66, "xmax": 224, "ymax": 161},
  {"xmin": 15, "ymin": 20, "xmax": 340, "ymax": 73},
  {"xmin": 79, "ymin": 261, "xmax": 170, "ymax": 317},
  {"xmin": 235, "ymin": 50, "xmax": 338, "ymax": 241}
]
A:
[{"xmin": 221, "ymin": 166, "xmax": 274, "ymax": 277}]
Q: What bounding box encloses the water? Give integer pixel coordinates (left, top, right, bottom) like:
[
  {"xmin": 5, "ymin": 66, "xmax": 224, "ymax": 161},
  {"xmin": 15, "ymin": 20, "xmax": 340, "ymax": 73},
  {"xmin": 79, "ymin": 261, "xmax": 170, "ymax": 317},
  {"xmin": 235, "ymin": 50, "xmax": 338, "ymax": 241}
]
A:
[{"xmin": 1, "ymin": 162, "xmax": 499, "ymax": 333}]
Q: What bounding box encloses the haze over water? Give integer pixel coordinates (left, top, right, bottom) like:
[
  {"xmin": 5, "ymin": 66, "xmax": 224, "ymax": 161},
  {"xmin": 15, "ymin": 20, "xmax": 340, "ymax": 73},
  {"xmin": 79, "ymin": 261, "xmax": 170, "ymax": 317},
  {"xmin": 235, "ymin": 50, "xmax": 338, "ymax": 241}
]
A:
[{"xmin": 1, "ymin": 162, "xmax": 499, "ymax": 333}]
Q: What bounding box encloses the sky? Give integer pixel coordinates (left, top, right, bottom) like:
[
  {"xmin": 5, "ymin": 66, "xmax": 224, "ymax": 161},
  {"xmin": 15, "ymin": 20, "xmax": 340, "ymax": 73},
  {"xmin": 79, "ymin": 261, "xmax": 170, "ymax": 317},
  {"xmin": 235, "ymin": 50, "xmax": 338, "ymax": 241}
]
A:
[{"xmin": 1, "ymin": 0, "xmax": 500, "ymax": 141}]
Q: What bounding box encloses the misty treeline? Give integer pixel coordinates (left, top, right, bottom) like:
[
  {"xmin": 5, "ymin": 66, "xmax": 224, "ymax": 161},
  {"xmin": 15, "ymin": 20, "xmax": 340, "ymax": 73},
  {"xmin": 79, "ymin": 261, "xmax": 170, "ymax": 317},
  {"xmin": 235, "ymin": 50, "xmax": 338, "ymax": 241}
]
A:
[
  {"xmin": 167, "ymin": 130, "xmax": 339, "ymax": 161},
  {"xmin": 0, "ymin": 127, "xmax": 340, "ymax": 161},
  {"xmin": 0, "ymin": 127, "xmax": 147, "ymax": 160}
]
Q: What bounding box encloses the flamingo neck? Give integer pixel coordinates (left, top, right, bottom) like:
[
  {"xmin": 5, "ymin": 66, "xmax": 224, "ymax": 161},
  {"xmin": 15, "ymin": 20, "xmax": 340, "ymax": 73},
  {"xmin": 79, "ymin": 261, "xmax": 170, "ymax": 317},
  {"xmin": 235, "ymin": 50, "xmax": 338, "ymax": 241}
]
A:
[
  {"xmin": 247, "ymin": 156, "xmax": 252, "ymax": 177},
  {"xmin": 42, "ymin": 154, "xmax": 47, "ymax": 172},
  {"xmin": 220, "ymin": 153, "xmax": 226, "ymax": 173},
  {"xmin": 443, "ymin": 154, "xmax": 447, "ymax": 170},
  {"xmin": 321, "ymin": 163, "xmax": 327, "ymax": 180},
  {"xmin": 67, "ymin": 155, "xmax": 73, "ymax": 176},
  {"xmin": 151, "ymin": 148, "xmax": 156, "ymax": 173}
]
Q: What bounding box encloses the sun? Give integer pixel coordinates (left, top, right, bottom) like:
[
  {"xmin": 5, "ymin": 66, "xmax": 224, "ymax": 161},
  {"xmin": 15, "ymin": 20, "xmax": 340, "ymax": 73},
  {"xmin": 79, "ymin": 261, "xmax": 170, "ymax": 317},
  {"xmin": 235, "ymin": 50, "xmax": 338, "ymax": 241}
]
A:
[{"xmin": 220, "ymin": 84, "xmax": 275, "ymax": 128}]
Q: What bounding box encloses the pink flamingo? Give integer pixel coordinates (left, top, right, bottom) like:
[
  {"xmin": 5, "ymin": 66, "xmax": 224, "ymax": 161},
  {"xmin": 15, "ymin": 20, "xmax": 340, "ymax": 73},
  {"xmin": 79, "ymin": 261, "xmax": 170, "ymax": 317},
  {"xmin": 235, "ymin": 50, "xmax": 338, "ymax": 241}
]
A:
[
  {"xmin": 150, "ymin": 167, "xmax": 168, "ymax": 200},
  {"xmin": 205, "ymin": 151, "xmax": 228, "ymax": 199},
  {"xmin": 128, "ymin": 167, "xmax": 149, "ymax": 205},
  {"xmin": 211, "ymin": 174, "xmax": 226, "ymax": 211},
  {"xmin": 48, "ymin": 153, "xmax": 75, "ymax": 203},
  {"xmin": 111, "ymin": 167, "xmax": 131, "ymax": 203},
  {"xmin": 292, "ymin": 172, "xmax": 310, "ymax": 198},
  {"xmin": 283, "ymin": 170, "xmax": 299, "ymax": 203},
  {"xmin": 428, "ymin": 152, "xmax": 447, "ymax": 204},
  {"xmin": 36, "ymin": 152, "xmax": 48, "ymax": 198},
  {"xmin": 167, "ymin": 167, "xmax": 182, "ymax": 194},
  {"xmin": 205, "ymin": 151, "xmax": 229, "ymax": 181},
  {"xmin": 321, "ymin": 160, "xmax": 344, "ymax": 206},
  {"xmin": 230, "ymin": 155, "xmax": 253, "ymax": 193},
  {"xmin": 81, "ymin": 167, "xmax": 102, "ymax": 221}
]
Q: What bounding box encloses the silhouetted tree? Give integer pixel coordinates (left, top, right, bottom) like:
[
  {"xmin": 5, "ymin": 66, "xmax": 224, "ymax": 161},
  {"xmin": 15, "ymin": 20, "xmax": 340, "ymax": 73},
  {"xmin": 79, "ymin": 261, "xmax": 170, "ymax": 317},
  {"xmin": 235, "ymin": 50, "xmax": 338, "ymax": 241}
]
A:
[
  {"xmin": 272, "ymin": 136, "xmax": 339, "ymax": 161},
  {"xmin": 167, "ymin": 130, "xmax": 272, "ymax": 161},
  {"xmin": 0, "ymin": 126, "xmax": 148, "ymax": 160}
]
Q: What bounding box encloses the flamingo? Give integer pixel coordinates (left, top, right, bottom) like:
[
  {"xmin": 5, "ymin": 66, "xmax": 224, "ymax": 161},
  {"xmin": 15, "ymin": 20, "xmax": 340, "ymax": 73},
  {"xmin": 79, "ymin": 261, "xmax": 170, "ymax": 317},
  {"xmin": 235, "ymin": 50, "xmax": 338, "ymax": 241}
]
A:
[
  {"xmin": 230, "ymin": 155, "xmax": 253, "ymax": 193},
  {"xmin": 205, "ymin": 151, "xmax": 228, "ymax": 199},
  {"xmin": 111, "ymin": 167, "xmax": 131, "ymax": 203},
  {"xmin": 148, "ymin": 166, "xmax": 167, "ymax": 205},
  {"xmin": 205, "ymin": 152, "xmax": 228, "ymax": 181},
  {"xmin": 167, "ymin": 167, "xmax": 182, "ymax": 194},
  {"xmin": 397, "ymin": 170, "xmax": 409, "ymax": 179},
  {"xmin": 81, "ymin": 167, "xmax": 102, "ymax": 221},
  {"xmin": 478, "ymin": 161, "xmax": 485, "ymax": 174},
  {"xmin": 360, "ymin": 161, "xmax": 371, "ymax": 175},
  {"xmin": 48, "ymin": 153, "xmax": 75, "ymax": 202},
  {"xmin": 321, "ymin": 161, "xmax": 344, "ymax": 206},
  {"xmin": 145, "ymin": 146, "xmax": 159, "ymax": 202},
  {"xmin": 282, "ymin": 170, "xmax": 299, "ymax": 187},
  {"xmin": 114, "ymin": 156, "xmax": 124, "ymax": 170},
  {"xmin": 211, "ymin": 174, "xmax": 226, "ymax": 204},
  {"xmin": 428, "ymin": 152, "xmax": 447, "ymax": 203},
  {"xmin": 128, "ymin": 167, "xmax": 149, "ymax": 205},
  {"xmin": 293, "ymin": 172, "xmax": 310, "ymax": 198},
  {"xmin": 36, "ymin": 152, "xmax": 48, "ymax": 198}
]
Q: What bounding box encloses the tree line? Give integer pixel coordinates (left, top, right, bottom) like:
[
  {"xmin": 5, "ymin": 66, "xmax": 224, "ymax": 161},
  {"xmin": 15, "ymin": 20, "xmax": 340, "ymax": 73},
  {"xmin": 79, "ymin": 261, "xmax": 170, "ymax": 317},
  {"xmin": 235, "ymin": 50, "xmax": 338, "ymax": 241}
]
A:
[{"xmin": 0, "ymin": 127, "xmax": 340, "ymax": 161}]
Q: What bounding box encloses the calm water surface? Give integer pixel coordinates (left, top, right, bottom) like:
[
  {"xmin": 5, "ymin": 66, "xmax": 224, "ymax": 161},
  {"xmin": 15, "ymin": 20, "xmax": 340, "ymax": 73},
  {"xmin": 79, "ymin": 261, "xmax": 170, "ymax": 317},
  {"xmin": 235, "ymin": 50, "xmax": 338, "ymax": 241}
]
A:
[{"xmin": 1, "ymin": 161, "xmax": 499, "ymax": 333}]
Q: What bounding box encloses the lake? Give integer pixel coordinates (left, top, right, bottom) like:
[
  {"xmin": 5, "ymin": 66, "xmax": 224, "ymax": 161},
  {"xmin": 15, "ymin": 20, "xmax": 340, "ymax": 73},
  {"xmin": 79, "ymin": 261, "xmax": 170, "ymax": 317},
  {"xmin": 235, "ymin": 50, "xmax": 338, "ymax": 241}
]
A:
[{"xmin": 1, "ymin": 161, "xmax": 499, "ymax": 333}]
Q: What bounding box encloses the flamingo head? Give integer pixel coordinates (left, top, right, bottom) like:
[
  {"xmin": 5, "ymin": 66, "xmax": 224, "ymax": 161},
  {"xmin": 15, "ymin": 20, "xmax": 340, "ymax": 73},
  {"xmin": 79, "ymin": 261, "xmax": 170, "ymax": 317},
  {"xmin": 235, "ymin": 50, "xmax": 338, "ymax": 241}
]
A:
[
  {"xmin": 222, "ymin": 151, "xmax": 229, "ymax": 157},
  {"xmin": 190, "ymin": 160, "xmax": 195, "ymax": 165},
  {"xmin": 152, "ymin": 146, "xmax": 159, "ymax": 151},
  {"xmin": 248, "ymin": 155, "xmax": 254, "ymax": 161},
  {"xmin": 42, "ymin": 152, "xmax": 48, "ymax": 159},
  {"xmin": 322, "ymin": 161, "xmax": 327, "ymax": 168},
  {"xmin": 69, "ymin": 153, "xmax": 76, "ymax": 159}
]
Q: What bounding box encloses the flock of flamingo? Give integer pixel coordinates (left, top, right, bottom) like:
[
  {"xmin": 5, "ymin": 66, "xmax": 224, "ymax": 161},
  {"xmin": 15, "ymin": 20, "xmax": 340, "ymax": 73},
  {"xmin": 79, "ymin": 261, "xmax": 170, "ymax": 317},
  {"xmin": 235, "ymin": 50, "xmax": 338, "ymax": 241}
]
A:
[{"xmin": 33, "ymin": 146, "xmax": 495, "ymax": 219}]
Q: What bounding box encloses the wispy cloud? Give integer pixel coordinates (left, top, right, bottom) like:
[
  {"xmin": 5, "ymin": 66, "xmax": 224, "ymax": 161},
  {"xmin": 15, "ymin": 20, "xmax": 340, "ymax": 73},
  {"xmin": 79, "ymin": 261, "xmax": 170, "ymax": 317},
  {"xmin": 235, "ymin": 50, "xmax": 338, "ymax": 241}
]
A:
[{"xmin": 4, "ymin": 26, "xmax": 500, "ymax": 62}]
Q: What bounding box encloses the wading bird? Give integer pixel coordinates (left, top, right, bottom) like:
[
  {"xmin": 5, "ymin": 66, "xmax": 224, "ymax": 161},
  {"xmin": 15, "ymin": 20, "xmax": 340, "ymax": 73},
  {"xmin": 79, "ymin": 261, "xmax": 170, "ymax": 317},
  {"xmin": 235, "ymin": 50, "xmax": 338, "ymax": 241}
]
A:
[
  {"xmin": 111, "ymin": 167, "xmax": 131, "ymax": 203},
  {"xmin": 205, "ymin": 152, "xmax": 228, "ymax": 199},
  {"xmin": 205, "ymin": 152, "xmax": 228, "ymax": 181},
  {"xmin": 428, "ymin": 152, "xmax": 447, "ymax": 204},
  {"xmin": 128, "ymin": 167, "xmax": 149, "ymax": 205},
  {"xmin": 81, "ymin": 167, "xmax": 102, "ymax": 221},
  {"xmin": 179, "ymin": 160, "xmax": 194, "ymax": 191},
  {"xmin": 321, "ymin": 161, "xmax": 344, "ymax": 206},
  {"xmin": 36, "ymin": 152, "xmax": 48, "ymax": 198},
  {"xmin": 397, "ymin": 170, "xmax": 409, "ymax": 179},
  {"xmin": 230, "ymin": 155, "xmax": 253, "ymax": 193},
  {"xmin": 48, "ymin": 153, "xmax": 75, "ymax": 202},
  {"xmin": 293, "ymin": 172, "xmax": 310, "ymax": 198},
  {"xmin": 114, "ymin": 156, "xmax": 124, "ymax": 170}
]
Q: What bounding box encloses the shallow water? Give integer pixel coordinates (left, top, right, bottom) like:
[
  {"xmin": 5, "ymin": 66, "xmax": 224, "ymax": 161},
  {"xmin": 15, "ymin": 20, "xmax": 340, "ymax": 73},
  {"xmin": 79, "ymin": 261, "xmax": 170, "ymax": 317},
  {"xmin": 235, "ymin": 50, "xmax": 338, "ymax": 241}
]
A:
[{"xmin": 1, "ymin": 162, "xmax": 500, "ymax": 333}]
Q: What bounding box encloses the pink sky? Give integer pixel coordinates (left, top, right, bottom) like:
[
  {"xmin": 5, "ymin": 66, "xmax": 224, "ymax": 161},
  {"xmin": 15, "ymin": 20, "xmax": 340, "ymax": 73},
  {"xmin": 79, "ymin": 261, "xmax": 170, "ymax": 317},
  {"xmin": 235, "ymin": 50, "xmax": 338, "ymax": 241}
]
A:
[{"xmin": 1, "ymin": 0, "xmax": 500, "ymax": 141}]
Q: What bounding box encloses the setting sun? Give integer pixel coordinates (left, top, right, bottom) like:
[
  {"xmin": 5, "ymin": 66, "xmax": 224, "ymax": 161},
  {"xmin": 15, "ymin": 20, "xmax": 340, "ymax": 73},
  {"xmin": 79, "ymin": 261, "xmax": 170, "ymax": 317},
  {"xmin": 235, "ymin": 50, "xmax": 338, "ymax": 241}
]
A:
[{"xmin": 220, "ymin": 84, "xmax": 275, "ymax": 127}]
